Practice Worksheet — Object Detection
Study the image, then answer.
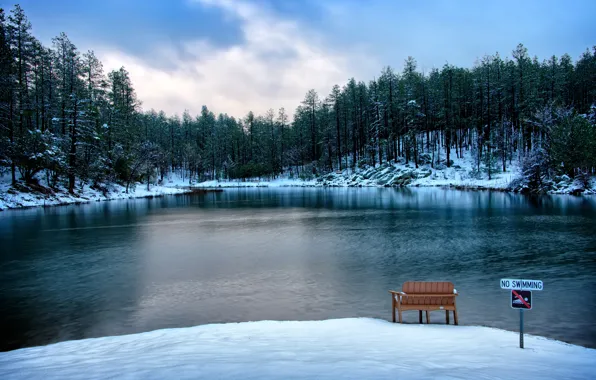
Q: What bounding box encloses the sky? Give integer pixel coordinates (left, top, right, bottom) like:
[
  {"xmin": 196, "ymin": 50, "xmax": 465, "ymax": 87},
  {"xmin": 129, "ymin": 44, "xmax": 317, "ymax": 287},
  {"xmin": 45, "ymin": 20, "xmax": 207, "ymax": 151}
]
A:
[{"xmin": 3, "ymin": 0, "xmax": 596, "ymax": 118}]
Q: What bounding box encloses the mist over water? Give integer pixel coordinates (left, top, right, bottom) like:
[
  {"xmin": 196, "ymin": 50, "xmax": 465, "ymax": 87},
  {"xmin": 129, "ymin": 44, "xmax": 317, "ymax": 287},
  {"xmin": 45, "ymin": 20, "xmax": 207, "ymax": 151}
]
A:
[{"xmin": 1, "ymin": 188, "xmax": 595, "ymax": 351}]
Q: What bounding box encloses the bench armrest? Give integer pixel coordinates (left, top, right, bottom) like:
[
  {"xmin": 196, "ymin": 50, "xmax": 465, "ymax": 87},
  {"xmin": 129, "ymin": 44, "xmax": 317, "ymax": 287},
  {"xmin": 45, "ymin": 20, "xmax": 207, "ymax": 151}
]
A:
[{"xmin": 388, "ymin": 290, "xmax": 406, "ymax": 295}]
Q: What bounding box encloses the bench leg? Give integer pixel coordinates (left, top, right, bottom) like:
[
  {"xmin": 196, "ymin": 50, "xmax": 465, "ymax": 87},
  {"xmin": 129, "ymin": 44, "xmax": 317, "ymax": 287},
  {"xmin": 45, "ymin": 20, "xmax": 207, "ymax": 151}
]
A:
[
  {"xmin": 453, "ymin": 310, "xmax": 459, "ymax": 325},
  {"xmin": 419, "ymin": 310, "xmax": 422, "ymax": 323},
  {"xmin": 398, "ymin": 309, "xmax": 402, "ymax": 323},
  {"xmin": 426, "ymin": 311, "xmax": 430, "ymax": 324},
  {"xmin": 446, "ymin": 310, "xmax": 450, "ymax": 324},
  {"xmin": 392, "ymin": 302, "xmax": 396, "ymax": 323}
]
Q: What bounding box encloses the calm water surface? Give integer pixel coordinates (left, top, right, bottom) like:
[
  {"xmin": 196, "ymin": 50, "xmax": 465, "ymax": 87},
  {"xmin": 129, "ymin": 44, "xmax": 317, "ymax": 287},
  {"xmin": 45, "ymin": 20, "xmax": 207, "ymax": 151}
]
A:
[{"xmin": 1, "ymin": 188, "xmax": 595, "ymax": 351}]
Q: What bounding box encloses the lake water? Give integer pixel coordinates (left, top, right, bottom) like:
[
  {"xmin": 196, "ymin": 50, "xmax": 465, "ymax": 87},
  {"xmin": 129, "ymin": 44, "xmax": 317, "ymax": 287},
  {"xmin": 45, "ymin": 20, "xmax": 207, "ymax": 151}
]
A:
[{"xmin": 1, "ymin": 188, "xmax": 595, "ymax": 351}]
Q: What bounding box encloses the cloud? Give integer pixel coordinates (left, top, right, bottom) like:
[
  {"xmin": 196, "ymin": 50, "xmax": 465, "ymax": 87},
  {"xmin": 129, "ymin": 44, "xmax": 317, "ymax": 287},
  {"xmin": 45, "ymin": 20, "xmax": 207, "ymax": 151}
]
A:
[{"xmin": 96, "ymin": 0, "xmax": 377, "ymax": 119}]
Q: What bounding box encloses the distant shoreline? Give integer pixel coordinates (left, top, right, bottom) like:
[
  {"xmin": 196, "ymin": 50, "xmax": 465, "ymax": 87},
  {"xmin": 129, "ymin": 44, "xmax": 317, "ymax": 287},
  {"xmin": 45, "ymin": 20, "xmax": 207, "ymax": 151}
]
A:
[
  {"xmin": 0, "ymin": 183, "xmax": 221, "ymax": 212},
  {"xmin": 192, "ymin": 181, "xmax": 593, "ymax": 194},
  {"xmin": 2, "ymin": 180, "xmax": 593, "ymax": 212}
]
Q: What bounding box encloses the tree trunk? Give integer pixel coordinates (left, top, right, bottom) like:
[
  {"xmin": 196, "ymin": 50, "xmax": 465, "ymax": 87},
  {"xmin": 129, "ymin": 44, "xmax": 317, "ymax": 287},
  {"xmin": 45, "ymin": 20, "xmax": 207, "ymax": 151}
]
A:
[
  {"xmin": 446, "ymin": 129, "xmax": 451, "ymax": 168},
  {"xmin": 336, "ymin": 104, "xmax": 341, "ymax": 170},
  {"xmin": 9, "ymin": 94, "xmax": 16, "ymax": 185},
  {"xmin": 281, "ymin": 123, "xmax": 284, "ymax": 171},
  {"xmin": 68, "ymin": 99, "xmax": 77, "ymax": 194}
]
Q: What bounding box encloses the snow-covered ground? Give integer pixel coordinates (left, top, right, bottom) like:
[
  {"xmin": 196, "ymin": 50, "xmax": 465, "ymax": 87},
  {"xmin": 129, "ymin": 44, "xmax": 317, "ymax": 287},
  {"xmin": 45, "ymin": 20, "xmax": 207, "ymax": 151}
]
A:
[
  {"xmin": 0, "ymin": 173, "xmax": 193, "ymax": 211},
  {"xmin": 194, "ymin": 178, "xmax": 318, "ymax": 188},
  {"xmin": 195, "ymin": 152, "xmax": 595, "ymax": 195},
  {"xmin": 194, "ymin": 152, "xmax": 518, "ymax": 190},
  {"xmin": 0, "ymin": 318, "xmax": 594, "ymax": 380}
]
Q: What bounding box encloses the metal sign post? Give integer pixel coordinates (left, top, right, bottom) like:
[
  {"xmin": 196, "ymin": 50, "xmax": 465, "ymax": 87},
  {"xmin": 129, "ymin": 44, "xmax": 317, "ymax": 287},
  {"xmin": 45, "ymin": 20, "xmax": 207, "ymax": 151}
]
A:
[
  {"xmin": 511, "ymin": 289, "xmax": 532, "ymax": 348},
  {"xmin": 520, "ymin": 309, "xmax": 524, "ymax": 349},
  {"xmin": 500, "ymin": 279, "xmax": 542, "ymax": 349}
]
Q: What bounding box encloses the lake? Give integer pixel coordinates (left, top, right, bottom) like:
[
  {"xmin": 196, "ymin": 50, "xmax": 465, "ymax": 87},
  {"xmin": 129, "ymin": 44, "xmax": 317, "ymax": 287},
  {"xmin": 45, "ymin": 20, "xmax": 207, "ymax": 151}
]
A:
[{"xmin": 1, "ymin": 188, "xmax": 595, "ymax": 351}]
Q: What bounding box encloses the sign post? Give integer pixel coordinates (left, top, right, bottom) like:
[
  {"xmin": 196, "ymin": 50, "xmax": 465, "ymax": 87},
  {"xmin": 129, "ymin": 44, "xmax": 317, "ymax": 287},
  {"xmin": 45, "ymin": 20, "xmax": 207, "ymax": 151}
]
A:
[
  {"xmin": 520, "ymin": 309, "xmax": 524, "ymax": 348},
  {"xmin": 500, "ymin": 279, "xmax": 543, "ymax": 349}
]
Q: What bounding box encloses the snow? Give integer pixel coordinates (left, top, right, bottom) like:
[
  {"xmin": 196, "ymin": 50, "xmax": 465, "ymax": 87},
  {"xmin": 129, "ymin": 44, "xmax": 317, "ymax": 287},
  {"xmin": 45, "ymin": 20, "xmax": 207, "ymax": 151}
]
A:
[
  {"xmin": 195, "ymin": 152, "xmax": 595, "ymax": 195},
  {"xmin": 0, "ymin": 318, "xmax": 594, "ymax": 379},
  {"xmin": 195, "ymin": 151, "xmax": 522, "ymax": 191},
  {"xmin": 0, "ymin": 173, "xmax": 193, "ymax": 211},
  {"xmin": 194, "ymin": 178, "xmax": 317, "ymax": 188}
]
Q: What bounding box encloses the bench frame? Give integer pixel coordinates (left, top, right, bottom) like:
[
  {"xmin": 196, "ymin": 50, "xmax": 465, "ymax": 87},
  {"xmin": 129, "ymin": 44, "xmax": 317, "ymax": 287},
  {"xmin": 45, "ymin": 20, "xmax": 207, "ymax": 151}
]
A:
[{"xmin": 389, "ymin": 284, "xmax": 459, "ymax": 325}]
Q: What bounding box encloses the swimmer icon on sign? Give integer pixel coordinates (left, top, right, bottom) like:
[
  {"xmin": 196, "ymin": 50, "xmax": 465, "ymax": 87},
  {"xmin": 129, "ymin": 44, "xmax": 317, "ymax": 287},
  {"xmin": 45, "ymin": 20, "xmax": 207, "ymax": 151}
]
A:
[{"xmin": 511, "ymin": 289, "xmax": 532, "ymax": 310}]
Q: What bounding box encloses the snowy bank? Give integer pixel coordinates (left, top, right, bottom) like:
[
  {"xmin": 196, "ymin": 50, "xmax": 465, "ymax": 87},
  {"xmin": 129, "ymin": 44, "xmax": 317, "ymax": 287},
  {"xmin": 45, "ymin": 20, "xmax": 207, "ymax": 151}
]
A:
[
  {"xmin": 193, "ymin": 162, "xmax": 518, "ymax": 190},
  {"xmin": 194, "ymin": 178, "xmax": 317, "ymax": 188},
  {"xmin": 193, "ymin": 152, "xmax": 519, "ymax": 190},
  {"xmin": 0, "ymin": 174, "xmax": 195, "ymax": 211},
  {"xmin": 194, "ymin": 152, "xmax": 595, "ymax": 195},
  {"xmin": 0, "ymin": 318, "xmax": 594, "ymax": 380}
]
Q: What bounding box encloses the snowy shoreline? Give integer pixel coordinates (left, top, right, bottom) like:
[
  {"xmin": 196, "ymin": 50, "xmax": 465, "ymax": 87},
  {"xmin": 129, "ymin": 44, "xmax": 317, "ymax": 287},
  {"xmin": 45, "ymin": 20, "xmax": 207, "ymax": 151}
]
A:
[
  {"xmin": 192, "ymin": 152, "xmax": 595, "ymax": 196},
  {"xmin": 1, "ymin": 318, "xmax": 594, "ymax": 379},
  {"xmin": 194, "ymin": 180, "xmax": 593, "ymax": 194},
  {"xmin": 1, "ymin": 152, "xmax": 594, "ymax": 211},
  {"xmin": 1, "ymin": 173, "xmax": 593, "ymax": 211},
  {"xmin": 0, "ymin": 175, "xmax": 205, "ymax": 211}
]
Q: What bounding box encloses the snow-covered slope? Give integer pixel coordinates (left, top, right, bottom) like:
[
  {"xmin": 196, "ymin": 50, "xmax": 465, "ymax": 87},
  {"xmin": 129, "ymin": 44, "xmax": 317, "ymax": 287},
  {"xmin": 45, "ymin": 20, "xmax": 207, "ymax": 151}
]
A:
[
  {"xmin": 0, "ymin": 318, "xmax": 594, "ymax": 380},
  {"xmin": 194, "ymin": 152, "xmax": 520, "ymax": 190},
  {"xmin": 194, "ymin": 178, "xmax": 318, "ymax": 188},
  {"xmin": 194, "ymin": 152, "xmax": 595, "ymax": 194},
  {"xmin": 194, "ymin": 159, "xmax": 518, "ymax": 190},
  {"xmin": 0, "ymin": 173, "xmax": 193, "ymax": 211}
]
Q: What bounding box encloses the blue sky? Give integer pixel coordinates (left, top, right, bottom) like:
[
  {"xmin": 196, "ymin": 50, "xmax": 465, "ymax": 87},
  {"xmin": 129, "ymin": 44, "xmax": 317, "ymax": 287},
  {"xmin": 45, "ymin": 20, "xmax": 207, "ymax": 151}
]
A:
[{"xmin": 5, "ymin": 0, "xmax": 596, "ymax": 117}]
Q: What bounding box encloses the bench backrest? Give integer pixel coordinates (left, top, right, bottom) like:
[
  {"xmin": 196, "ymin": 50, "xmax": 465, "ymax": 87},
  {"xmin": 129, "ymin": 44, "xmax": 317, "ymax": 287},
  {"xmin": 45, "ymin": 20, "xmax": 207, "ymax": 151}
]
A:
[{"xmin": 402, "ymin": 281, "xmax": 454, "ymax": 294}]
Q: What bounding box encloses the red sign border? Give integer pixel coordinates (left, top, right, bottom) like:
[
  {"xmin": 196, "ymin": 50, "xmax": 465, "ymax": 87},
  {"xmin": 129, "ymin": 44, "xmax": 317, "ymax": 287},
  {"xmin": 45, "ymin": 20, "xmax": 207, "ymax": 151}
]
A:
[{"xmin": 511, "ymin": 289, "xmax": 532, "ymax": 309}]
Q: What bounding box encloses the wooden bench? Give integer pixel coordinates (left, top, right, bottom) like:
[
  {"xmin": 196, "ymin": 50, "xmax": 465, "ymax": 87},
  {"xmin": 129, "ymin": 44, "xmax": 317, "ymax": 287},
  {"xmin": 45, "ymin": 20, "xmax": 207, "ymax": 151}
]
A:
[{"xmin": 389, "ymin": 281, "xmax": 458, "ymax": 325}]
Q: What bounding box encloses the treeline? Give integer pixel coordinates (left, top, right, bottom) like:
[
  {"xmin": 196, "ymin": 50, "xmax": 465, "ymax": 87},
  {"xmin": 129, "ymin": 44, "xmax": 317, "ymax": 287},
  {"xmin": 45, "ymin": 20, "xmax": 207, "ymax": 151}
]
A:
[{"xmin": 0, "ymin": 4, "xmax": 595, "ymax": 193}]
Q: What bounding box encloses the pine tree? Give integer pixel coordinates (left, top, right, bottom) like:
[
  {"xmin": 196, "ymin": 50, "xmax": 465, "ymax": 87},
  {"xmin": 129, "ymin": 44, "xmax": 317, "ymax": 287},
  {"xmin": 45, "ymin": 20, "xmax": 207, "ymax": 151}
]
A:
[{"xmin": 0, "ymin": 8, "xmax": 15, "ymax": 184}]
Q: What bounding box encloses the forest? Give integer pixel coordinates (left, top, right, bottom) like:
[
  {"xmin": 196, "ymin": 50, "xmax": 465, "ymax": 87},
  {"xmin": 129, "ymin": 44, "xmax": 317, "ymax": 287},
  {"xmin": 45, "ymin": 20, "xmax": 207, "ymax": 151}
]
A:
[{"xmin": 1, "ymin": 4, "xmax": 595, "ymax": 194}]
